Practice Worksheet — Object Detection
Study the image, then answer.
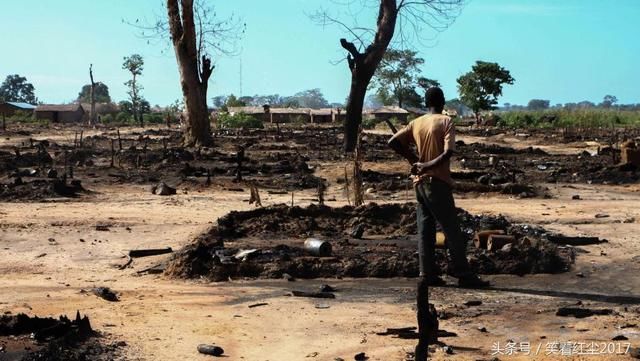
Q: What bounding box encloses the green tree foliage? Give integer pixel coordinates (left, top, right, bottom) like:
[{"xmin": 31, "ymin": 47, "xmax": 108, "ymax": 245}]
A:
[
  {"xmin": 457, "ymin": 61, "xmax": 514, "ymax": 120},
  {"xmin": 0, "ymin": 74, "xmax": 37, "ymax": 104},
  {"xmin": 372, "ymin": 49, "xmax": 425, "ymax": 108},
  {"xmin": 417, "ymin": 77, "xmax": 441, "ymax": 89},
  {"xmin": 527, "ymin": 99, "xmax": 550, "ymax": 110},
  {"xmin": 290, "ymin": 88, "xmax": 329, "ymax": 108},
  {"xmin": 212, "ymin": 95, "xmax": 228, "ymax": 109},
  {"xmin": 225, "ymin": 94, "xmax": 246, "ymax": 108},
  {"xmin": 218, "ymin": 112, "xmax": 263, "ymax": 129},
  {"xmin": 119, "ymin": 99, "xmax": 150, "ymax": 116},
  {"xmin": 445, "ymin": 98, "xmax": 470, "ymax": 116},
  {"xmin": 122, "ymin": 54, "xmax": 145, "ymax": 125},
  {"xmin": 601, "ymin": 95, "xmax": 618, "ymax": 108},
  {"xmin": 78, "ymin": 82, "xmax": 111, "ymax": 103}
]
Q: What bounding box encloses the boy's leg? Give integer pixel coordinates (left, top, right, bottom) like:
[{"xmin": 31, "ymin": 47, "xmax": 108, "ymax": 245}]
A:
[
  {"xmin": 414, "ymin": 181, "xmax": 440, "ymax": 361},
  {"xmin": 423, "ymin": 179, "xmax": 489, "ymax": 287},
  {"xmin": 416, "ymin": 183, "xmax": 437, "ymax": 278}
]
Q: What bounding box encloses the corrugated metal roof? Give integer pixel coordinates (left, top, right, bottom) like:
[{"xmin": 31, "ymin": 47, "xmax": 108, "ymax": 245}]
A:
[{"xmin": 5, "ymin": 102, "xmax": 36, "ymax": 109}]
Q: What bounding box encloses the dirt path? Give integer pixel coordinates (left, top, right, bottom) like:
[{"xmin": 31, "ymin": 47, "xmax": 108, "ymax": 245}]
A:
[{"xmin": 2, "ymin": 180, "xmax": 640, "ymax": 360}]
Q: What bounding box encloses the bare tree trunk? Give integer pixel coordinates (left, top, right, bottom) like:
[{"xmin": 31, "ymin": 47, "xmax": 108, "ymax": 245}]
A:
[
  {"xmin": 341, "ymin": 0, "xmax": 398, "ymax": 152},
  {"xmin": 132, "ymin": 73, "xmax": 142, "ymax": 128},
  {"xmin": 167, "ymin": 0, "xmax": 213, "ymax": 147},
  {"xmin": 352, "ymin": 134, "xmax": 364, "ymax": 206},
  {"xmin": 89, "ymin": 64, "xmax": 96, "ymax": 126}
]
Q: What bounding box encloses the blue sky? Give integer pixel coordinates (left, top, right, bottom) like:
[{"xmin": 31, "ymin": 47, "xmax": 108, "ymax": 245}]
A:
[{"xmin": 1, "ymin": 0, "xmax": 638, "ymax": 106}]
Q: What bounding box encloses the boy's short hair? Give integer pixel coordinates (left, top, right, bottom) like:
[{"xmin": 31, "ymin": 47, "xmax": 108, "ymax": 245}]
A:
[{"xmin": 425, "ymin": 87, "xmax": 445, "ymax": 109}]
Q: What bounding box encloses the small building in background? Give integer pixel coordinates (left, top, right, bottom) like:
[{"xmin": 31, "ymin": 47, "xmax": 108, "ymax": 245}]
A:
[
  {"xmin": 80, "ymin": 102, "xmax": 119, "ymax": 121},
  {"xmin": 334, "ymin": 107, "xmax": 346, "ymax": 123},
  {"xmin": 363, "ymin": 105, "xmax": 409, "ymax": 123},
  {"xmin": 227, "ymin": 106, "xmax": 265, "ymax": 117},
  {"xmin": 269, "ymin": 108, "xmax": 311, "ymax": 123},
  {"xmin": 310, "ymin": 108, "xmax": 334, "ymax": 123},
  {"xmin": 0, "ymin": 101, "xmax": 36, "ymax": 117},
  {"xmin": 404, "ymin": 106, "xmax": 429, "ymax": 118},
  {"xmin": 227, "ymin": 106, "xmax": 270, "ymax": 123},
  {"xmin": 443, "ymin": 108, "xmax": 459, "ymax": 118},
  {"xmin": 35, "ymin": 103, "xmax": 85, "ymax": 123}
]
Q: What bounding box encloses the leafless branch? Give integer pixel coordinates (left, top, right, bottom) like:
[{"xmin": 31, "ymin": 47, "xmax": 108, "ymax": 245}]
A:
[
  {"xmin": 125, "ymin": 0, "xmax": 245, "ymax": 60},
  {"xmin": 313, "ymin": 0, "xmax": 465, "ymax": 52}
]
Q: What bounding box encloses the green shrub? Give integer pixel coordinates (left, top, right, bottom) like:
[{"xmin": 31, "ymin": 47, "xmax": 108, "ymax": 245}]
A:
[
  {"xmin": 143, "ymin": 113, "xmax": 164, "ymax": 124},
  {"xmin": 101, "ymin": 113, "xmax": 116, "ymax": 123},
  {"xmin": 362, "ymin": 117, "xmax": 380, "ymax": 129},
  {"xmin": 116, "ymin": 112, "xmax": 133, "ymax": 124},
  {"xmin": 218, "ymin": 112, "xmax": 263, "ymax": 129},
  {"xmin": 498, "ymin": 109, "xmax": 640, "ymax": 129}
]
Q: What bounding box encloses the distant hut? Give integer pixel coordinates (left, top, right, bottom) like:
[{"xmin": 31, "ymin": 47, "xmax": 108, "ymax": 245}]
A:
[
  {"xmin": 310, "ymin": 108, "xmax": 334, "ymax": 123},
  {"xmin": 269, "ymin": 108, "xmax": 311, "ymax": 123},
  {"xmin": 35, "ymin": 103, "xmax": 85, "ymax": 123},
  {"xmin": 0, "ymin": 101, "xmax": 36, "ymax": 117},
  {"xmin": 227, "ymin": 106, "xmax": 270, "ymax": 123},
  {"xmin": 80, "ymin": 102, "xmax": 119, "ymax": 122},
  {"xmin": 404, "ymin": 106, "xmax": 429, "ymax": 119},
  {"xmin": 334, "ymin": 107, "xmax": 346, "ymax": 123},
  {"xmin": 363, "ymin": 106, "xmax": 409, "ymax": 123},
  {"xmin": 443, "ymin": 109, "xmax": 458, "ymax": 118}
]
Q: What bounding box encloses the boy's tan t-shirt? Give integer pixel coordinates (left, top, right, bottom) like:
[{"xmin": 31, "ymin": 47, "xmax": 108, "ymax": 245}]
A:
[{"xmin": 394, "ymin": 113, "xmax": 455, "ymax": 185}]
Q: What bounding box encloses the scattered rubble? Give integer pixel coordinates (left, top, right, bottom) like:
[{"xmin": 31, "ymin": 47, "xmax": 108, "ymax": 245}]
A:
[
  {"xmin": 197, "ymin": 344, "xmax": 224, "ymax": 356},
  {"xmin": 556, "ymin": 307, "xmax": 615, "ymax": 318},
  {"xmin": 166, "ymin": 203, "xmax": 575, "ymax": 281},
  {"xmin": 0, "ymin": 312, "xmax": 122, "ymax": 360},
  {"xmin": 91, "ymin": 287, "xmax": 119, "ymax": 302}
]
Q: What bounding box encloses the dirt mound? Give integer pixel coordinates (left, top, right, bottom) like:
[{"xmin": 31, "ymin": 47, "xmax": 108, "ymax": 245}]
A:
[
  {"xmin": 0, "ymin": 312, "xmax": 122, "ymax": 361},
  {"xmin": 459, "ymin": 142, "xmax": 548, "ymax": 156},
  {"xmin": 359, "ymin": 169, "xmax": 543, "ymax": 197},
  {"xmin": 0, "ymin": 178, "xmax": 87, "ymax": 202},
  {"xmin": 167, "ymin": 203, "xmax": 574, "ymax": 281}
]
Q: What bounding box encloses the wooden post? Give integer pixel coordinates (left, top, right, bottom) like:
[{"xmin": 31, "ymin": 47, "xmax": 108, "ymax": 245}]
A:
[
  {"xmin": 344, "ymin": 165, "xmax": 351, "ymax": 206},
  {"xmin": 352, "ymin": 132, "xmax": 364, "ymax": 207},
  {"xmin": 89, "ymin": 64, "xmax": 97, "ymax": 126},
  {"xmin": 110, "ymin": 139, "xmax": 115, "ymax": 168}
]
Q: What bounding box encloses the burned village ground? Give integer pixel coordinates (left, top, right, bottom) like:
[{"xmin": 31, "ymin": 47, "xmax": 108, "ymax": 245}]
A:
[{"xmin": 1, "ymin": 123, "xmax": 640, "ymax": 360}]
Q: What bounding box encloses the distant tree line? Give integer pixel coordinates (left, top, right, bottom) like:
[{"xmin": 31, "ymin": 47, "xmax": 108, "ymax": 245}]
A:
[
  {"xmin": 211, "ymin": 88, "xmax": 343, "ymax": 110},
  {"xmin": 503, "ymin": 95, "xmax": 640, "ymax": 111}
]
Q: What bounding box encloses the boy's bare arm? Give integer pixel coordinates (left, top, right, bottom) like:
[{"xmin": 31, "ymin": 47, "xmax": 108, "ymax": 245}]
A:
[
  {"xmin": 412, "ymin": 149, "xmax": 453, "ymax": 174},
  {"xmin": 388, "ymin": 135, "xmax": 419, "ymax": 166}
]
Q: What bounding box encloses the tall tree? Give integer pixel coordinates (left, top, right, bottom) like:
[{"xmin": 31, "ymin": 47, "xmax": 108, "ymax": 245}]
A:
[
  {"xmin": 372, "ymin": 49, "xmax": 424, "ymax": 108},
  {"xmin": 601, "ymin": 95, "xmax": 618, "ymax": 108},
  {"xmin": 527, "ymin": 99, "xmax": 550, "ymax": 110},
  {"xmin": 315, "ymin": 0, "xmax": 465, "ymax": 151},
  {"xmin": 78, "ymin": 82, "xmax": 111, "ymax": 103},
  {"xmin": 291, "ymin": 88, "xmax": 330, "ymax": 108},
  {"xmin": 225, "ymin": 94, "xmax": 245, "ymax": 107},
  {"xmin": 417, "ymin": 77, "xmax": 441, "ymax": 104},
  {"xmin": 89, "ymin": 64, "xmax": 97, "ymax": 125},
  {"xmin": 0, "ymin": 74, "xmax": 37, "ymax": 104},
  {"xmin": 457, "ymin": 61, "xmax": 514, "ymax": 122},
  {"xmin": 122, "ymin": 54, "xmax": 145, "ymax": 127},
  {"xmin": 163, "ymin": 0, "xmax": 244, "ymax": 147}
]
